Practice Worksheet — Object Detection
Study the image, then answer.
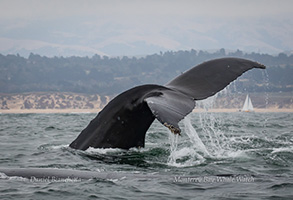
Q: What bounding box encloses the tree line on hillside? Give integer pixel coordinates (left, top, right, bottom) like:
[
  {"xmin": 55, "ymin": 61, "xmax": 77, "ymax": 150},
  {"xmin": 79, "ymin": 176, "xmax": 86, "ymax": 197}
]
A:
[{"xmin": 0, "ymin": 49, "xmax": 292, "ymax": 95}]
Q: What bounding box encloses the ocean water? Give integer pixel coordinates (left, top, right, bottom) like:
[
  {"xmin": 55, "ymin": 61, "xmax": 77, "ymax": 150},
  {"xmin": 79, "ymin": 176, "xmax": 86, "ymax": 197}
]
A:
[{"xmin": 0, "ymin": 111, "xmax": 293, "ymax": 199}]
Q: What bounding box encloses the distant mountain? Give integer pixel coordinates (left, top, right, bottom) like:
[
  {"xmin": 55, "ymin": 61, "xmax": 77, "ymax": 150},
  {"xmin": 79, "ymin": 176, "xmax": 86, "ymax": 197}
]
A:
[
  {"xmin": 1, "ymin": 19, "xmax": 292, "ymax": 57},
  {"xmin": 0, "ymin": 37, "xmax": 107, "ymax": 58}
]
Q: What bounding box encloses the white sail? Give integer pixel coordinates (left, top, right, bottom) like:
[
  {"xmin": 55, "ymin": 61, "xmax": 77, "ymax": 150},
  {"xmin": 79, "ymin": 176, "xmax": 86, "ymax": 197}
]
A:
[{"xmin": 241, "ymin": 95, "xmax": 254, "ymax": 112}]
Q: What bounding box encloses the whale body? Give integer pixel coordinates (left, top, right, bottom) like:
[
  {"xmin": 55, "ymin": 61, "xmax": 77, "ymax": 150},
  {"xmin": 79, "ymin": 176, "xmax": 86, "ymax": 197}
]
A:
[{"xmin": 69, "ymin": 58, "xmax": 266, "ymax": 150}]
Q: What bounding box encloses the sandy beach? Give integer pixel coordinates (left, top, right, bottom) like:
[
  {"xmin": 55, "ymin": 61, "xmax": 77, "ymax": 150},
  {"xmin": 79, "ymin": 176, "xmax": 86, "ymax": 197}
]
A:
[
  {"xmin": 195, "ymin": 108, "xmax": 293, "ymax": 113},
  {"xmin": 1, "ymin": 92, "xmax": 292, "ymax": 114},
  {"xmin": 0, "ymin": 109, "xmax": 101, "ymax": 114}
]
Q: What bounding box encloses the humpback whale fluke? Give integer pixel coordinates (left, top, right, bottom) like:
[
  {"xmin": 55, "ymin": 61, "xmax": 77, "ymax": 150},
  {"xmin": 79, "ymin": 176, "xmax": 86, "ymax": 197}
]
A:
[{"xmin": 70, "ymin": 58, "xmax": 266, "ymax": 150}]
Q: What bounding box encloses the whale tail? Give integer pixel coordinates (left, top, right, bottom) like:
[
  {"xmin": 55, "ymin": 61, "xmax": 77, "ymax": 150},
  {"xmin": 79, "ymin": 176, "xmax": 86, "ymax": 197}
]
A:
[{"xmin": 70, "ymin": 58, "xmax": 266, "ymax": 150}]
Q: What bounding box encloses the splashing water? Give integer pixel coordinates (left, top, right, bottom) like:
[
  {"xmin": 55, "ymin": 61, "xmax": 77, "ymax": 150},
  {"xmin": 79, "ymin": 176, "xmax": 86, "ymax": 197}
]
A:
[
  {"xmin": 183, "ymin": 115, "xmax": 210, "ymax": 156},
  {"xmin": 167, "ymin": 111, "xmax": 213, "ymax": 167},
  {"xmin": 167, "ymin": 95, "xmax": 246, "ymax": 167},
  {"xmin": 262, "ymin": 69, "xmax": 270, "ymax": 130},
  {"xmin": 167, "ymin": 113, "xmax": 247, "ymax": 167},
  {"xmin": 167, "ymin": 133, "xmax": 179, "ymax": 164},
  {"xmin": 167, "ymin": 130, "xmax": 206, "ymax": 167},
  {"xmin": 166, "ymin": 69, "xmax": 274, "ymax": 167}
]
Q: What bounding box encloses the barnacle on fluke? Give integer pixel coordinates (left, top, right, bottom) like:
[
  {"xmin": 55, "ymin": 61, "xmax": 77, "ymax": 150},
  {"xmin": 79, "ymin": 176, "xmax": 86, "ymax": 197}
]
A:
[{"xmin": 164, "ymin": 122, "xmax": 181, "ymax": 135}]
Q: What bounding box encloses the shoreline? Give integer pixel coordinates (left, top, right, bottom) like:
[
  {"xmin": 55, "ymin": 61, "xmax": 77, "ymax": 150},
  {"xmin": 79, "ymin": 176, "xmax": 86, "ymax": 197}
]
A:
[
  {"xmin": 1, "ymin": 108, "xmax": 293, "ymax": 114},
  {"xmin": 0, "ymin": 109, "xmax": 101, "ymax": 114},
  {"xmin": 194, "ymin": 108, "xmax": 293, "ymax": 113}
]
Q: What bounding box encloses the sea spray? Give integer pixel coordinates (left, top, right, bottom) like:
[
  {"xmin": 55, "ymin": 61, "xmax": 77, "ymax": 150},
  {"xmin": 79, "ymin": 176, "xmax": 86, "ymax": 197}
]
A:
[
  {"xmin": 184, "ymin": 113, "xmax": 232, "ymax": 159},
  {"xmin": 167, "ymin": 132, "xmax": 179, "ymax": 165},
  {"xmin": 196, "ymin": 95, "xmax": 230, "ymax": 155},
  {"xmin": 199, "ymin": 111, "xmax": 231, "ymax": 156},
  {"xmin": 262, "ymin": 69, "xmax": 270, "ymax": 131},
  {"xmin": 167, "ymin": 117, "xmax": 208, "ymax": 167},
  {"xmin": 183, "ymin": 115, "xmax": 210, "ymax": 156},
  {"xmin": 261, "ymin": 69, "xmax": 270, "ymax": 109},
  {"xmin": 167, "ymin": 96, "xmax": 241, "ymax": 166},
  {"xmin": 166, "ymin": 72, "xmax": 272, "ymax": 166}
]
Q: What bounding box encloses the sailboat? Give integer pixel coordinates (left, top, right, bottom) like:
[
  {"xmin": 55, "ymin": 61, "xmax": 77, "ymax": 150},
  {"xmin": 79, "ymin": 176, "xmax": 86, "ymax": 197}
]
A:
[{"xmin": 241, "ymin": 94, "xmax": 254, "ymax": 112}]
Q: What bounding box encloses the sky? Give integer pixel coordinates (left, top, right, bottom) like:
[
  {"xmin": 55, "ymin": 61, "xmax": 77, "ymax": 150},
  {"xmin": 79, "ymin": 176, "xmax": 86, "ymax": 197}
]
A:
[{"xmin": 0, "ymin": 0, "xmax": 293, "ymax": 57}]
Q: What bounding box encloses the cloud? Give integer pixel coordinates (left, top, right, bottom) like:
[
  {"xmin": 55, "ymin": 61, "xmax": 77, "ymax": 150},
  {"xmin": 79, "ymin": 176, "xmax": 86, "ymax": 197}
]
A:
[{"xmin": 1, "ymin": 0, "xmax": 292, "ymax": 20}]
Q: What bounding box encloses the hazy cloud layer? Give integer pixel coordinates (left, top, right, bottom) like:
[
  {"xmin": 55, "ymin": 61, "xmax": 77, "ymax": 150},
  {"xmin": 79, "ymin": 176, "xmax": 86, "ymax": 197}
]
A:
[{"xmin": 0, "ymin": 0, "xmax": 292, "ymax": 57}]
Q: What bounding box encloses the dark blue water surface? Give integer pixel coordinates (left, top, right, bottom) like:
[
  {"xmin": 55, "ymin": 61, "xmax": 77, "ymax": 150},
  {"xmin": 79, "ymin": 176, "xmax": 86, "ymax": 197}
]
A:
[{"xmin": 0, "ymin": 112, "xmax": 293, "ymax": 199}]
